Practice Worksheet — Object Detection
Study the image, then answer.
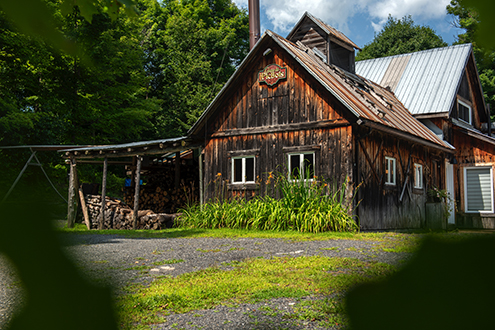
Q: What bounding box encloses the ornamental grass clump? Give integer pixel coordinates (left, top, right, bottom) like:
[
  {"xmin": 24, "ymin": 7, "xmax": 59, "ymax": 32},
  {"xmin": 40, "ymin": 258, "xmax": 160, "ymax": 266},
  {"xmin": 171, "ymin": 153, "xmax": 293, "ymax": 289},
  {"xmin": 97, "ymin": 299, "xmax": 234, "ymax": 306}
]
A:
[{"xmin": 178, "ymin": 174, "xmax": 359, "ymax": 233}]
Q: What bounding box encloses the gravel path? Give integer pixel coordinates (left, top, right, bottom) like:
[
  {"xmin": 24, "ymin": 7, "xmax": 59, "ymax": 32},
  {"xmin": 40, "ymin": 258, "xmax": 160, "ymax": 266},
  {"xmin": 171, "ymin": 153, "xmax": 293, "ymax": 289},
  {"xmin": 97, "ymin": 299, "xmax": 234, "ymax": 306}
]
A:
[{"xmin": 0, "ymin": 233, "xmax": 409, "ymax": 329}]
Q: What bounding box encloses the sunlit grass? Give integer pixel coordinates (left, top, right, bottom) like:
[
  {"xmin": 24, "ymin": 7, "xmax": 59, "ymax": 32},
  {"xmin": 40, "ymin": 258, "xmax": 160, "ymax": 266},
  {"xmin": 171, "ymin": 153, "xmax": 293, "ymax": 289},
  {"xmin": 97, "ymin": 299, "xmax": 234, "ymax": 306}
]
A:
[{"xmin": 117, "ymin": 256, "xmax": 395, "ymax": 328}]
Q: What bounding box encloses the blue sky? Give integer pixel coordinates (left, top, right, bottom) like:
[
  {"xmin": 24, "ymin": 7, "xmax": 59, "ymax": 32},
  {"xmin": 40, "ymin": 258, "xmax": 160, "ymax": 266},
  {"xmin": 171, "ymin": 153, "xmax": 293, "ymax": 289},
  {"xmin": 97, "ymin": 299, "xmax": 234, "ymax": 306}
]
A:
[{"xmin": 232, "ymin": 0, "xmax": 465, "ymax": 48}]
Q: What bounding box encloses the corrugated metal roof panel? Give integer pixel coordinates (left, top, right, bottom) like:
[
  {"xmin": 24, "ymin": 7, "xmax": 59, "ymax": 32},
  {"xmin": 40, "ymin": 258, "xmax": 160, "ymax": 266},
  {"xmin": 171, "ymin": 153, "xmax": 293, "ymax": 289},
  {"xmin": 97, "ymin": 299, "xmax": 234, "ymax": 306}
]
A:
[{"xmin": 356, "ymin": 44, "xmax": 472, "ymax": 116}]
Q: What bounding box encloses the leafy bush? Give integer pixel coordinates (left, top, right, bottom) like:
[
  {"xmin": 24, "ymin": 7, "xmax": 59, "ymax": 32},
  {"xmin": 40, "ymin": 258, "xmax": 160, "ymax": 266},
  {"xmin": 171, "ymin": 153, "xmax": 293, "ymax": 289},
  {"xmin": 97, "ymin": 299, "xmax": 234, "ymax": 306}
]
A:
[{"xmin": 178, "ymin": 174, "xmax": 359, "ymax": 233}]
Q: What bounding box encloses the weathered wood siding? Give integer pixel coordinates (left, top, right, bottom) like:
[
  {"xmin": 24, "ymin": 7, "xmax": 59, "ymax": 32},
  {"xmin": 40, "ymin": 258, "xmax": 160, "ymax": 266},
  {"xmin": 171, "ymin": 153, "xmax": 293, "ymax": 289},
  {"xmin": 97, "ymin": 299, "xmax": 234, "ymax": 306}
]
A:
[
  {"xmin": 203, "ymin": 39, "xmax": 353, "ymax": 201},
  {"xmin": 287, "ymin": 17, "xmax": 328, "ymax": 59},
  {"xmin": 355, "ymin": 129, "xmax": 444, "ymax": 230},
  {"xmin": 204, "ymin": 127, "xmax": 353, "ymax": 200},
  {"xmin": 452, "ymin": 128, "xmax": 495, "ymax": 225}
]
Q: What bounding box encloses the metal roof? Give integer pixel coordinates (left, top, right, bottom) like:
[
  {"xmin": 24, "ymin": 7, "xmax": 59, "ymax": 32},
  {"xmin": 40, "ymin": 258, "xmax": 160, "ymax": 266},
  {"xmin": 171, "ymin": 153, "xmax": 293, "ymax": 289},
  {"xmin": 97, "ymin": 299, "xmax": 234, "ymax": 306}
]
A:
[
  {"xmin": 355, "ymin": 44, "xmax": 472, "ymax": 116},
  {"xmin": 59, "ymin": 137, "xmax": 199, "ymax": 159}
]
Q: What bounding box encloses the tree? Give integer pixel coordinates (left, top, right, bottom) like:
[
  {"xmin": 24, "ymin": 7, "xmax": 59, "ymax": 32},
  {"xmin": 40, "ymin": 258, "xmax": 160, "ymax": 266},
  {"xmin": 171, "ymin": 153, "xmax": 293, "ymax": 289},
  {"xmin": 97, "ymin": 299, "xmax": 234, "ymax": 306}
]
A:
[
  {"xmin": 142, "ymin": 0, "xmax": 249, "ymax": 138},
  {"xmin": 356, "ymin": 16, "xmax": 447, "ymax": 61},
  {"xmin": 447, "ymin": 0, "xmax": 495, "ymax": 116}
]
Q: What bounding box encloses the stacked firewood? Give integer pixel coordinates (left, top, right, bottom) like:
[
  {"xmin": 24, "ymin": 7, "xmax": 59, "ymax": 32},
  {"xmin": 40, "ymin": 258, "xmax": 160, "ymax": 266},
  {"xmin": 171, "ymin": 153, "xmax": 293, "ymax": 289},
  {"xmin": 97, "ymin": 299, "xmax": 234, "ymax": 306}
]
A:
[
  {"xmin": 124, "ymin": 163, "xmax": 199, "ymax": 213},
  {"xmin": 84, "ymin": 194, "xmax": 178, "ymax": 230}
]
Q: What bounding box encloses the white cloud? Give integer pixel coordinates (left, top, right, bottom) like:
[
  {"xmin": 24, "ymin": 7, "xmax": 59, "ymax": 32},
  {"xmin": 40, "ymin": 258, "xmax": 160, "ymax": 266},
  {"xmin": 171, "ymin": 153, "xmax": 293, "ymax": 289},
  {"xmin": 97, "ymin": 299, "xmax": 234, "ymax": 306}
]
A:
[
  {"xmin": 232, "ymin": 0, "xmax": 451, "ymax": 34},
  {"xmin": 367, "ymin": 0, "xmax": 451, "ymax": 31}
]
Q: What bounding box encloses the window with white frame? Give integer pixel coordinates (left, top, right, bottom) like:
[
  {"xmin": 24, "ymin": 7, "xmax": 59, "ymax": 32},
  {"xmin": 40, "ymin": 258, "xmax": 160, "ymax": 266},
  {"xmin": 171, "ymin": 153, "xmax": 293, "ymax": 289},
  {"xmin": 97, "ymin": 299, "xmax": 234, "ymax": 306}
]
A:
[
  {"xmin": 232, "ymin": 156, "xmax": 255, "ymax": 184},
  {"xmin": 385, "ymin": 157, "xmax": 396, "ymax": 186},
  {"xmin": 458, "ymin": 100, "xmax": 472, "ymax": 125},
  {"xmin": 288, "ymin": 152, "xmax": 315, "ymax": 180},
  {"xmin": 414, "ymin": 163, "xmax": 423, "ymax": 189},
  {"xmin": 464, "ymin": 167, "xmax": 494, "ymax": 213}
]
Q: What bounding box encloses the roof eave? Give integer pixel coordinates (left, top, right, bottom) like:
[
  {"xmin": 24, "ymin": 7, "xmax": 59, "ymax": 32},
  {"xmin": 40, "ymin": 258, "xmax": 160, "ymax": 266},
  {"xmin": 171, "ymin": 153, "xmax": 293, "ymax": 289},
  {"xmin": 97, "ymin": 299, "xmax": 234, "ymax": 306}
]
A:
[{"xmin": 362, "ymin": 120, "xmax": 455, "ymax": 154}]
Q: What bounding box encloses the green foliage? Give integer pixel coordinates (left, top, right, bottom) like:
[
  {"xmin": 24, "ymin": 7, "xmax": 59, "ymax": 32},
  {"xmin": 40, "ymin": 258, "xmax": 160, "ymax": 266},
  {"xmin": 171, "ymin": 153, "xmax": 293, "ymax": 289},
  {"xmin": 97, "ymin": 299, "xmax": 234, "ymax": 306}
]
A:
[
  {"xmin": 447, "ymin": 0, "xmax": 495, "ymax": 116},
  {"xmin": 356, "ymin": 15, "xmax": 447, "ymax": 61},
  {"xmin": 0, "ymin": 0, "xmax": 136, "ymax": 56},
  {"xmin": 143, "ymin": 0, "xmax": 249, "ymax": 137},
  {"xmin": 178, "ymin": 174, "xmax": 359, "ymax": 233},
  {"xmin": 0, "ymin": 0, "xmax": 248, "ymax": 199}
]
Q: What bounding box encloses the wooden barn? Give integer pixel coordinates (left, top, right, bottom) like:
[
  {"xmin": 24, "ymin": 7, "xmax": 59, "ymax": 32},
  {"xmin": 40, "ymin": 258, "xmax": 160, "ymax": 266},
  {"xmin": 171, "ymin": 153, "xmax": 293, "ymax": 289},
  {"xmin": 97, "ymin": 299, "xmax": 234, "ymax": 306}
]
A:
[
  {"xmin": 357, "ymin": 43, "xmax": 495, "ymax": 228},
  {"xmin": 187, "ymin": 12, "xmax": 455, "ymax": 230}
]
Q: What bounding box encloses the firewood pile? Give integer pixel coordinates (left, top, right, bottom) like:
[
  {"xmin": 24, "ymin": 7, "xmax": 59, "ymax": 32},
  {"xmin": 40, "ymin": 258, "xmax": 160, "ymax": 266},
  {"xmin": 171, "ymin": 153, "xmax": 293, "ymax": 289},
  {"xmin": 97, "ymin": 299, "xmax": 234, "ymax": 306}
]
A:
[
  {"xmin": 84, "ymin": 194, "xmax": 178, "ymax": 230},
  {"xmin": 123, "ymin": 163, "xmax": 199, "ymax": 213}
]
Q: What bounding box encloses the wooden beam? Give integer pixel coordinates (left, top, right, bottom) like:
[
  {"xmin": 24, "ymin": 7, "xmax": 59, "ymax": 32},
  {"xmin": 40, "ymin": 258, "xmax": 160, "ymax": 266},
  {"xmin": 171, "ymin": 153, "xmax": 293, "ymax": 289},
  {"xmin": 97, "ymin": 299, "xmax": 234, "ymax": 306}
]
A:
[
  {"xmin": 358, "ymin": 139, "xmax": 382, "ymax": 185},
  {"xmin": 79, "ymin": 188, "xmax": 91, "ymax": 230},
  {"xmin": 99, "ymin": 157, "xmax": 108, "ymax": 230},
  {"xmin": 199, "ymin": 148, "xmax": 204, "ymax": 211},
  {"xmin": 67, "ymin": 158, "xmax": 76, "ymax": 228},
  {"xmin": 175, "ymin": 151, "xmax": 181, "ymax": 189},
  {"xmin": 399, "ymin": 152, "xmax": 412, "ymax": 202},
  {"xmin": 132, "ymin": 156, "xmax": 142, "ymax": 230},
  {"xmin": 211, "ymin": 119, "xmax": 350, "ymax": 137},
  {"xmin": 67, "ymin": 145, "xmax": 201, "ymax": 159}
]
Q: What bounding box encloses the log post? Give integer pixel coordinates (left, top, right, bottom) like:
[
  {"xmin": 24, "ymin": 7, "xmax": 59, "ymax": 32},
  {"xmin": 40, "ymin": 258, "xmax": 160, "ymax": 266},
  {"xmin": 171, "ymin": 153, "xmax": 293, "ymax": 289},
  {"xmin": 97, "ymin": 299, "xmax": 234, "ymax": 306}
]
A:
[
  {"xmin": 175, "ymin": 151, "xmax": 181, "ymax": 189},
  {"xmin": 199, "ymin": 148, "xmax": 204, "ymax": 211},
  {"xmin": 67, "ymin": 158, "xmax": 76, "ymax": 228},
  {"xmin": 99, "ymin": 157, "xmax": 108, "ymax": 230},
  {"xmin": 132, "ymin": 156, "xmax": 142, "ymax": 230},
  {"xmin": 78, "ymin": 188, "xmax": 91, "ymax": 230}
]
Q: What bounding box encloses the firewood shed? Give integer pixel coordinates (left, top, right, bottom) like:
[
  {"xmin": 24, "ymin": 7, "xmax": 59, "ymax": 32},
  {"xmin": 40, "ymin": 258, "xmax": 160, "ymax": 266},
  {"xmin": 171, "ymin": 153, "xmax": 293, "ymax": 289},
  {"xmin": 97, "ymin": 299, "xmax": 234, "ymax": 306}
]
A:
[{"xmin": 60, "ymin": 137, "xmax": 202, "ymax": 230}]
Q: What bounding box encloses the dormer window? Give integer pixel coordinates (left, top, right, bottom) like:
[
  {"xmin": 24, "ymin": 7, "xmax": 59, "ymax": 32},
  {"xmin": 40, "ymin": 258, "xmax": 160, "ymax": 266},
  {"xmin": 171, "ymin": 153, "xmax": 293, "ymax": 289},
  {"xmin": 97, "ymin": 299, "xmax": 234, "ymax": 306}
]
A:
[{"xmin": 458, "ymin": 99, "xmax": 472, "ymax": 125}]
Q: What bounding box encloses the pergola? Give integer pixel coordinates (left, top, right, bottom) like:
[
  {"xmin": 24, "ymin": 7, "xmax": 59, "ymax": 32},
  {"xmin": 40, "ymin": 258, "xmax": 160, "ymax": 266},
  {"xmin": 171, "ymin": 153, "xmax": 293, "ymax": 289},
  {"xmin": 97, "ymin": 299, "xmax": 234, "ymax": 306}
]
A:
[{"xmin": 60, "ymin": 137, "xmax": 203, "ymax": 229}]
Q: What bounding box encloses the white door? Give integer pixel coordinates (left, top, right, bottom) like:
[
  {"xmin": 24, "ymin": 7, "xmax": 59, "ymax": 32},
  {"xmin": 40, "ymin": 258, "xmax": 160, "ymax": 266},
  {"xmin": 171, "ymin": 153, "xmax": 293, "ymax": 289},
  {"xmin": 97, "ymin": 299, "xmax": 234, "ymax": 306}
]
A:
[{"xmin": 445, "ymin": 162, "xmax": 455, "ymax": 224}]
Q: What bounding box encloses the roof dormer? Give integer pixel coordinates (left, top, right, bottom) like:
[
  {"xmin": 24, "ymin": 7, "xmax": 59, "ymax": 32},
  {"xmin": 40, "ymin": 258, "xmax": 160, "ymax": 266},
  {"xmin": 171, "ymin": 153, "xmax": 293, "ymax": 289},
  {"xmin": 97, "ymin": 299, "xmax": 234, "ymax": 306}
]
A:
[{"xmin": 287, "ymin": 12, "xmax": 360, "ymax": 73}]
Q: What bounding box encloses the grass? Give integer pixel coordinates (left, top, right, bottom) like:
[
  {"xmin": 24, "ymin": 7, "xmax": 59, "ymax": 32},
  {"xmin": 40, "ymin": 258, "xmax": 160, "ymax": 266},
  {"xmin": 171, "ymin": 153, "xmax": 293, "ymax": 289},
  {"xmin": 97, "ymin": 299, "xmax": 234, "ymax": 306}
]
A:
[
  {"xmin": 178, "ymin": 174, "xmax": 359, "ymax": 233},
  {"xmin": 58, "ymin": 222, "xmax": 398, "ymax": 242},
  {"xmin": 117, "ymin": 256, "xmax": 394, "ymax": 328},
  {"xmin": 56, "ymin": 223, "xmax": 493, "ymax": 329}
]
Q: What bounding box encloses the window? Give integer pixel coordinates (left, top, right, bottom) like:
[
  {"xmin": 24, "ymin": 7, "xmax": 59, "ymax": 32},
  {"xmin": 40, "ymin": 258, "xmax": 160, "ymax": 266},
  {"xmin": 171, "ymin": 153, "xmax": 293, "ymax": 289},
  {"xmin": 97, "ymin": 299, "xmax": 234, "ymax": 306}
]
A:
[
  {"xmin": 385, "ymin": 157, "xmax": 396, "ymax": 186},
  {"xmin": 458, "ymin": 100, "xmax": 472, "ymax": 125},
  {"xmin": 288, "ymin": 153, "xmax": 315, "ymax": 180},
  {"xmin": 232, "ymin": 156, "xmax": 255, "ymax": 184},
  {"xmin": 414, "ymin": 163, "xmax": 423, "ymax": 189},
  {"xmin": 464, "ymin": 167, "xmax": 493, "ymax": 213}
]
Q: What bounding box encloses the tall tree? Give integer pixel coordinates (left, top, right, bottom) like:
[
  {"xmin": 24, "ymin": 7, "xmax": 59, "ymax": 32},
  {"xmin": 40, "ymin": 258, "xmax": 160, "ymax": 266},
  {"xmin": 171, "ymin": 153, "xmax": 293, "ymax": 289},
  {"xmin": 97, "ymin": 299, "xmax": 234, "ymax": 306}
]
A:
[
  {"xmin": 447, "ymin": 0, "xmax": 495, "ymax": 116},
  {"xmin": 356, "ymin": 16, "xmax": 447, "ymax": 61},
  {"xmin": 142, "ymin": 0, "xmax": 249, "ymax": 138}
]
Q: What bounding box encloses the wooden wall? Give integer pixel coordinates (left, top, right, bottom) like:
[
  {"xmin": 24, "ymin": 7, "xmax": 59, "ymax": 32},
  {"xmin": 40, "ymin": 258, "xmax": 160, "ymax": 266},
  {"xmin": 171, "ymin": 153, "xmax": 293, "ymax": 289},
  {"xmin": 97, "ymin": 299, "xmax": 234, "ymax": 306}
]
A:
[
  {"xmin": 203, "ymin": 39, "xmax": 353, "ymax": 201},
  {"xmin": 453, "ymin": 128, "xmax": 495, "ymax": 222},
  {"xmin": 355, "ymin": 129, "xmax": 445, "ymax": 230},
  {"xmin": 204, "ymin": 127, "xmax": 353, "ymax": 200}
]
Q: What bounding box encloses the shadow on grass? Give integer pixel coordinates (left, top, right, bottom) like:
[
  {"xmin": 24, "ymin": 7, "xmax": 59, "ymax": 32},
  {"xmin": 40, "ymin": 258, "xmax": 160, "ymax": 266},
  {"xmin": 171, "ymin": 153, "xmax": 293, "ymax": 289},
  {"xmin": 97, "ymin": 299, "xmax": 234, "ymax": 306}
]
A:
[
  {"xmin": 346, "ymin": 234, "xmax": 495, "ymax": 330},
  {"xmin": 0, "ymin": 199, "xmax": 118, "ymax": 330}
]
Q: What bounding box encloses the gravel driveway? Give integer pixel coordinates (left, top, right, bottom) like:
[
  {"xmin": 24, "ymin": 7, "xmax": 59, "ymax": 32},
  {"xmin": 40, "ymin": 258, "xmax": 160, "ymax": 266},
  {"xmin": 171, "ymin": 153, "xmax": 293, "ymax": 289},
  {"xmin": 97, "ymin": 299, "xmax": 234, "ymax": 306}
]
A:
[{"xmin": 0, "ymin": 233, "xmax": 409, "ymax": 329}]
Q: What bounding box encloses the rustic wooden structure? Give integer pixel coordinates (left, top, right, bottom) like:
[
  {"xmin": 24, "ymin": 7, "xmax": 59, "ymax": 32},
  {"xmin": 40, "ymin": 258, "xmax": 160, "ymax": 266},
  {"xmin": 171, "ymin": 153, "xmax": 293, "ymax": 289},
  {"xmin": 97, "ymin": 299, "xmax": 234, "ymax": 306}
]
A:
[
  {"xmin": 188, "ymin": 13, "xmax": 454, "ymax": 230},
  {"xmin": 61, "ymin": 138, "xmax": 201, "ymax": 229},
  {"xmin": 357, "ymin": 42, "xmax": 495, "ymax": 228}
]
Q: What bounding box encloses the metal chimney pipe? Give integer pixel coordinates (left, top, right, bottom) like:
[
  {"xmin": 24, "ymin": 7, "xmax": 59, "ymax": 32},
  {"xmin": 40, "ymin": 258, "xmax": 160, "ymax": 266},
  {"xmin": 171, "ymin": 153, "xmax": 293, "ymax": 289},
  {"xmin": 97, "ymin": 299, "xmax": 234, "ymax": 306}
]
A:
[{"xmin": 248, "ymin": 0, "xmax": 260, "ymax": 50}]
